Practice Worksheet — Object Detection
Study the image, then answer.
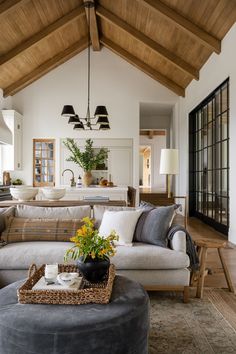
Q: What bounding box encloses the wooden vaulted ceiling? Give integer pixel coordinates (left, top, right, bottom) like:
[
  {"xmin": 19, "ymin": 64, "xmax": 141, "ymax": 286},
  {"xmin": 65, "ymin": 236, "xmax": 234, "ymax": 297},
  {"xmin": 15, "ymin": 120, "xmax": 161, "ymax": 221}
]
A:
[{"xmin": 0, "ymin": 0, "xmax": 236, "ymax": 98}]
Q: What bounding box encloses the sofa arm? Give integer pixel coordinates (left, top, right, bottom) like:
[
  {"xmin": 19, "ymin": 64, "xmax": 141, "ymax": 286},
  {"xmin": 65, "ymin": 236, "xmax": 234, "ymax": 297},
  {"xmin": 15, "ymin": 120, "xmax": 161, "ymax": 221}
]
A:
[{"xmin": 169, "ymin": 230, "xmax": 186, "ymax": 253}]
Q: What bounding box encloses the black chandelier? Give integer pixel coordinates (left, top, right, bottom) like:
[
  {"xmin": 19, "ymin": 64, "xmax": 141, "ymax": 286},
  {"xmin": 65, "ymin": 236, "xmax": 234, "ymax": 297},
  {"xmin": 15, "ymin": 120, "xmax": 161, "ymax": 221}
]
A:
[{"xmin": 61, "ymin": 1, "xmax": 110, "ymax": 130}]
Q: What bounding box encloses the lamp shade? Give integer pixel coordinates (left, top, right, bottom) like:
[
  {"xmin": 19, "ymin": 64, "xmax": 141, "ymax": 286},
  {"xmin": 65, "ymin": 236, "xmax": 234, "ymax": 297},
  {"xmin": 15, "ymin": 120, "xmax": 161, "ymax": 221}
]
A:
[
  {"xmin": 61, "ymin": 105, "xmax": 75, "ymax": 117},
  {"xmin": 68, "ymin": 115, "xmax": 80, "ymax": 124},
  {"xmin": 99, "ymin": 123, "xmax": 110, "ymax": 130},
  {"xmin": 94, "ymin": 105, "xmax": 108, "ymax": 117},
  {"xmin": 73, "ymin": 122, "xmax": 84, "ymax": 130},
  {"xmin": 160, "ymin": 149, "xmax": 179, "ymax": 175},
  {"xmin": 97, "ymin": 116, "xmax": 109, "ymax": 125}
]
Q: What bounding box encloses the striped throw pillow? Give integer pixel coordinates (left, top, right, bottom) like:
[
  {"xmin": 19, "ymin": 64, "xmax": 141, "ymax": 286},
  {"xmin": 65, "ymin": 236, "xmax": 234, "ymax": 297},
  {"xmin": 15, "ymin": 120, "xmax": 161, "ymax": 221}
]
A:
[{"xmin": 1, "ymin": 217, "xmax": 83, "ymax": 243}]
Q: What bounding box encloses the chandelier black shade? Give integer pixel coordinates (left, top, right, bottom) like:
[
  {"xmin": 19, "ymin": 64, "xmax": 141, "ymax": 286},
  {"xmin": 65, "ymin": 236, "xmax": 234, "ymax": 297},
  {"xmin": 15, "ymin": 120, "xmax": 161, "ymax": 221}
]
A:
[
  {"xmin": 100, "ymin": 124, "xmax": 110, "ymax": 130},
  {"xmin": 74, "ymin": 122, "xmax": 84, "ymax": 130},
  {"xmin": 97, "ymin": 116, "xmax": 109, "ymax": 125},
  {"xmin": 68, "ymin": 115, "xmax": 80, "ymax": 124},
  {"xmin": 61, "ymin": 105, "xmax": 75, "ymax": 117},
  {"xmin": 61, "ymin": 2, "xmax": 110, "ymax": 131},
  {"xmin": 94, "ymin": 105, "xmax": 108, "ymax": 117}
]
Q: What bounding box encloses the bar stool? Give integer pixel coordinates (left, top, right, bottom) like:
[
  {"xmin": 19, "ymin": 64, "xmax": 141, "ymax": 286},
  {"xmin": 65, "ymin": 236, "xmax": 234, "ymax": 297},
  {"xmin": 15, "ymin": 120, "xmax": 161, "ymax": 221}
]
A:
[{"xmin": 194, "ymin": 238, "xmax": 235, "ymax": 298}]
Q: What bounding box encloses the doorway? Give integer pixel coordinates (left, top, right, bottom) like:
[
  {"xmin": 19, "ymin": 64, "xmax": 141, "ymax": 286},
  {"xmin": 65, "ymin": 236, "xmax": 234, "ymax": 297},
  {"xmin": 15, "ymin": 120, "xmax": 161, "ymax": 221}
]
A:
[
  {"xmin": 139, "ymin": 145, "xmax": 151, "ymax": 187},
  {"xmin": 189, "ymin": 78, "xmax": 229, "ymax": 235},
  {"xmin": 139, "ymin": 102, "xmax": 174, "ymax": 193}
]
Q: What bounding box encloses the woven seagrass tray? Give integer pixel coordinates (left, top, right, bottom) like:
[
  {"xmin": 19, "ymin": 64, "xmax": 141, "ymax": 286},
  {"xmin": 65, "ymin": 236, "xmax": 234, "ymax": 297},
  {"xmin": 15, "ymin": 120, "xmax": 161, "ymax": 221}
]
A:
[{"xmin": 17, "ymin": 263, "xmax": 116, "ymax": 305}]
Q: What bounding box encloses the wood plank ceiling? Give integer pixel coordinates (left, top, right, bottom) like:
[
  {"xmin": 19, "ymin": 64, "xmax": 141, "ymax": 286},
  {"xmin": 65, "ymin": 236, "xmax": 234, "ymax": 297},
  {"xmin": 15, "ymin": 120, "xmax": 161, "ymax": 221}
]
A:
[{"xmin": 0, "ymin": 0, "xmax": 235, "ymax": 97}]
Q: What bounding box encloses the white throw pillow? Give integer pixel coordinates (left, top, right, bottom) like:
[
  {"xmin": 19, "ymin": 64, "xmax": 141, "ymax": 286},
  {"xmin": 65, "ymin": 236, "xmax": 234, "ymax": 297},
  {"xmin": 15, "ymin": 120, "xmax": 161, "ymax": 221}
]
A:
[{"xmin": 99, "ymin": 210, "xmax": 143, "ymax": 246}]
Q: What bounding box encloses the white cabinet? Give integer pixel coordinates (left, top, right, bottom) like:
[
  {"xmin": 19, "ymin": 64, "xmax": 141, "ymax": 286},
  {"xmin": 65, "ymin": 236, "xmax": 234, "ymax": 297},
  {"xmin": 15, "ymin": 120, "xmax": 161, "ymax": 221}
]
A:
[
  {"xmin": 1, "ymin": 110, "xmax": 23, "ymax": 171},
  {"xmin": 37, "ymin": 187, "xmax": 128, "ymax": 202}
]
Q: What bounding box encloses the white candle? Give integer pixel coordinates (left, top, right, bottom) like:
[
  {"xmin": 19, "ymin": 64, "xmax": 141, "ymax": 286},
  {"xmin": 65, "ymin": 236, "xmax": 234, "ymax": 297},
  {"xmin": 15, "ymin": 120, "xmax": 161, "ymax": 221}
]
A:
[{"xmin": 45, "ymin": 264, "xmax": 58, "ymax": 280}]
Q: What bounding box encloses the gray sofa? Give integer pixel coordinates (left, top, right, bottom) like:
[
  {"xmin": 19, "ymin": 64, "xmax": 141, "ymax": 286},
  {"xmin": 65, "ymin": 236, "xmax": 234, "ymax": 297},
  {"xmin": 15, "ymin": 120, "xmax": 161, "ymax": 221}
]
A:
[{"xmin": 0, "ymin": 204, "xmax": 190, "ymax": 301}]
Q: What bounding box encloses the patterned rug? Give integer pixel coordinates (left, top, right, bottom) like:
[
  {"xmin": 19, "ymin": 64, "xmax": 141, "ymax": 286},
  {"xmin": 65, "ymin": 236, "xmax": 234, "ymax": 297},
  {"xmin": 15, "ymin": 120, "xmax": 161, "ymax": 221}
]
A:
[{"xmin": 149, "ymin": 289, "xmax": 236, "ymax": 353}]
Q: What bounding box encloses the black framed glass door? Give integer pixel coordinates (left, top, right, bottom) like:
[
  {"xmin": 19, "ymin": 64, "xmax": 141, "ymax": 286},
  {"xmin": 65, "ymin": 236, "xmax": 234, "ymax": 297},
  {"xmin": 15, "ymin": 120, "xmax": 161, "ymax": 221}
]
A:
[{"xmin": 189, "ymin": 79, "xmax": 229, "ymax": 235}]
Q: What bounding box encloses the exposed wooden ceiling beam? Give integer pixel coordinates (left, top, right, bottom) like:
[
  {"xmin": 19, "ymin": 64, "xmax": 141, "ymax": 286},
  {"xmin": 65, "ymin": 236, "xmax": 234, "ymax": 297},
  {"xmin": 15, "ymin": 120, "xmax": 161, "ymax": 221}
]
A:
[
  {"xmin": 138, "ymin": 0, "xmax": 221, "ymax": 54},
  {"xmin": 83, "ymin": 0, "xmax": 100, "ymax": 51},
  {"xmin": 0, "ymin": 0, "xmax": 29, "ymax": 19},
  {"xmin": 140, "ymin": 130, "xmax": 166, "ymax": 137},
  {"xmin": 3, "ymin": 37, "xmax": 88, "ymax": 97},
  {"xmin": 0, "ymin": 6, "xmax": 85, "ymax": 67},
  {"xmin": 101, "ymin": 37, "xmax": 185, "ymax": 97},
  {"xmin": 97, "ymin": 5, "xmax": 198, "ymax": 80}
]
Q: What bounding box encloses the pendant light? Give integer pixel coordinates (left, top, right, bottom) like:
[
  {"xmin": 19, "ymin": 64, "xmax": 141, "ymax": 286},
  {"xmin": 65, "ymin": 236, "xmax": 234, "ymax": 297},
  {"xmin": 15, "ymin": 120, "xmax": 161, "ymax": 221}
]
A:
[{"xmin": 61, "ymin": 1, "xmax": 110, "ymax": 131}]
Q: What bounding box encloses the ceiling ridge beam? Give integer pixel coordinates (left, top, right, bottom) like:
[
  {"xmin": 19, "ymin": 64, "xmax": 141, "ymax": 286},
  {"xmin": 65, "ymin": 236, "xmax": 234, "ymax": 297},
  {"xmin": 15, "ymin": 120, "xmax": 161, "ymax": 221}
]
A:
[
  {"xmin": 100, "ymin": 36, "xmax": 185, "ymax": 97},
  {"xmin": 137, "ymin": 0, "xmax": 221, "ymax": 54},
  {"xmin": 3, "ymin": 37, "xmax": 88, "ymax": 97},
  {"xmin": 97, "ymin": 5, "xmax": 198, "ymax": 80},
  {"xmin": 83, "ymin": 0, "xmax": 100, "ymax": 51},
  {"xmin": 0, "ymin": 0, "xmax": 29, "ymax": 19},
  {"xmin": 0, "ymin": 6, "xmax": 85, "ymax": 67},
  {"xmin": 140, "ymin": 130, "xmax": 166, "ymax": 136}
]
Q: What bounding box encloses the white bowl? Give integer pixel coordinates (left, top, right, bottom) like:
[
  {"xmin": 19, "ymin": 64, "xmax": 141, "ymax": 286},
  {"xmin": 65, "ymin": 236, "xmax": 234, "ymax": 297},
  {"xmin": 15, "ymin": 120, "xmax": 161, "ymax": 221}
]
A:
[
  {"xmin": 10, "ymin": 187, "xmax": 38, "ymax": 201},
  {"xmin": 42, "ymin": 188, "xmax": 66, "ymax": 201}
]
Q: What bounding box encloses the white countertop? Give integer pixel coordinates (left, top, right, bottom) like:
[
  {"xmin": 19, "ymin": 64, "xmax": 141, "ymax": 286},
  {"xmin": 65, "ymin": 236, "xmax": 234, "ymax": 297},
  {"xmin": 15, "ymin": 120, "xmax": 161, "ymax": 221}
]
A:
[{"xmin": 58, "ymin": 185, "xmax": 128, "ymax": 191}]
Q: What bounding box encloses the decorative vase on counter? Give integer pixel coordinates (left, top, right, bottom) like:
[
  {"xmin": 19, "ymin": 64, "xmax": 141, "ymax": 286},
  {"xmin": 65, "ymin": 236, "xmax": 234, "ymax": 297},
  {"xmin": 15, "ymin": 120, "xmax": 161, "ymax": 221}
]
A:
[
  {"xmin": 77, "ymin": 256, "xmax": 110, "ymax": 283},
  {"xmin": 82, "ymin": 171, "xmax": 93, "ymax": 187}
]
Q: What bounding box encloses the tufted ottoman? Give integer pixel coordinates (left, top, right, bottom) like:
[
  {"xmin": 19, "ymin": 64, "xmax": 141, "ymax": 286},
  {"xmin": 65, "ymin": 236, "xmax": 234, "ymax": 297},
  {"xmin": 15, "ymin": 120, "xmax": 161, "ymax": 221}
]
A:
[{"xmin": 0, "ymin": 275, "xmax": 149, "ymax": 354}]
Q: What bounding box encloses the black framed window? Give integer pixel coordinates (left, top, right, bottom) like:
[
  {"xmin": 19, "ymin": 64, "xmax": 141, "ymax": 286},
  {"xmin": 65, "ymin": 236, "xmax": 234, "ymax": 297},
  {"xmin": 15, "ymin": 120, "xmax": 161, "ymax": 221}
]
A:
[{"xmin": 189, "ymin": 78, "xmax": 229, "ymax": 235}]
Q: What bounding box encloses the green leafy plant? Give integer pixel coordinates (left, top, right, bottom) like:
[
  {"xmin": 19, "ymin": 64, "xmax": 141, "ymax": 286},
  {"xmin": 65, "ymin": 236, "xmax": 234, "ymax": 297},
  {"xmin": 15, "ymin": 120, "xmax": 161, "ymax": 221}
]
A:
[
  {"xmin": 12, "ymin": 178, "xmax": 23, "ymax": 185},
  {"xmin": 63, "ymin": 138, "xmax": 108, "ymax": 172},
  {"xmin": 64, "ymin": 217, "xmax": 119, "ymax": 262}
]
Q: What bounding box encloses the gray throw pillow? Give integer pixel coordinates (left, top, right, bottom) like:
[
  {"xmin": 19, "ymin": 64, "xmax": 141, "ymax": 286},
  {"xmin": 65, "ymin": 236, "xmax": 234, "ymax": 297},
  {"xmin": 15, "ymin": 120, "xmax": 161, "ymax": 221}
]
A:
[
  {"xmin": 133, "ymin": 205, "xmax": 176, "ymax": 247},
  {"xmin": 138, "ymin": 200, "xmax": 156, "ymax": 210}
]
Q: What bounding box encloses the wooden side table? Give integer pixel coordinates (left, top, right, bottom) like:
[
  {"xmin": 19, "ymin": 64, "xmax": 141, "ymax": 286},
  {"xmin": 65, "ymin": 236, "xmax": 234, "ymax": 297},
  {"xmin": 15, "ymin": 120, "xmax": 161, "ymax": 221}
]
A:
[{"xmin": 194, "ymin": 238, "xmax": 235, "ymax": 298}]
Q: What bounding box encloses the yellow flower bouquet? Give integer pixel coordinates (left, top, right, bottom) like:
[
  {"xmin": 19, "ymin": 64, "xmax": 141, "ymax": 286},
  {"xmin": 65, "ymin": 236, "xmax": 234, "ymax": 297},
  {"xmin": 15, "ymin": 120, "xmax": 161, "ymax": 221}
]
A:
[{"xmin": 64, "ymin": 217, "xmax": 119, "ymax": 282}]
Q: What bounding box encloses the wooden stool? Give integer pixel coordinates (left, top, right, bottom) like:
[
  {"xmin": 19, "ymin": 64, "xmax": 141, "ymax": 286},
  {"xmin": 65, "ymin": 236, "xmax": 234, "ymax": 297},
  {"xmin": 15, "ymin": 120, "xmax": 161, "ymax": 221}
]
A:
[{"xmin": 194, "ymin": 238, "xmax": 235, "ymax": 298}]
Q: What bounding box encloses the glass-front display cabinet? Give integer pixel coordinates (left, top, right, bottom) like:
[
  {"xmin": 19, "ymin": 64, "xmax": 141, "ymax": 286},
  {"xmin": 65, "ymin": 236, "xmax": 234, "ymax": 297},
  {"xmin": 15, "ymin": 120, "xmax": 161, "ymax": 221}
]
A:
[{"xmin": 33, "ymin": 139, "xmax": 55, "ymax": 187}]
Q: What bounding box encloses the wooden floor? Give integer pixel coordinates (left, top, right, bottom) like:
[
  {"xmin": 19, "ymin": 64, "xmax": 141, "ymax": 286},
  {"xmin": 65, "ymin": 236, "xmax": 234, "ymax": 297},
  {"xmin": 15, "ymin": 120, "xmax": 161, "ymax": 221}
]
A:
[{"xmin": 185, "ymin": 216, "xmax": 236, "ymax": 289}]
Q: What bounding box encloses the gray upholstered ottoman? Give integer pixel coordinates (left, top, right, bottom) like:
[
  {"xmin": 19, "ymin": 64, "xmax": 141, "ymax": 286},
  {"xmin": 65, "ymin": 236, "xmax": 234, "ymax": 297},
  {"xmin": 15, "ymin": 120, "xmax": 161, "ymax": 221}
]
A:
[{"xmin": 0, "ymin": 275, "xmax": 149, "ymax": 354}]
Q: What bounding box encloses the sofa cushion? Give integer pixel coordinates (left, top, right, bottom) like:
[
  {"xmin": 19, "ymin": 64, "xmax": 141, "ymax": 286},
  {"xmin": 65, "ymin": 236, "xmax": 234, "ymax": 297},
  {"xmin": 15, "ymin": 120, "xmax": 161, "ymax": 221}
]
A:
[
  {"xmin": 0, "ymin": 242, "xmax": 73, "ymax": 270},
  {"xmin": 99, "ymin": 210, "xmax": 143, "ymax": 246},
  {"xmin": 0, "ymin": 241, "xmax": 189, "ymax": 270},
  {"xmin": 133, "ymin": 205, "xmax": 176, "ymax": 247},
  {"xmin": 1, "ymin": 217, "xmax": 83, "ymax": 243},
  {"xmin": 93, "ymin": 205, "xmax": 135, "ymax": 227},
  {"xmin": 113, "ymin": 243, "xmax": 190, "ymax": 270},
  {"xmin": 0, "ymin": 207, "xmax": 15, "ymax": 235},
  {"xmin": 15, "ymin": 204, "xmax": 91, "ymax": 219}
]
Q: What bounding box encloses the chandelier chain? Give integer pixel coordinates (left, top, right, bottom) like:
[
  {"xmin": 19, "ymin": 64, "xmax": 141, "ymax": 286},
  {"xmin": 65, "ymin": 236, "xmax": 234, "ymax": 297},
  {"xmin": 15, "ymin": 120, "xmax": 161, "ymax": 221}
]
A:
[
  {"xmin": 87, "ymin": 3, "xmax": 91, "ymax": 121},
  {"xmin": 61, "ymin": 1, "xmax": 110, "ymax": 130}
]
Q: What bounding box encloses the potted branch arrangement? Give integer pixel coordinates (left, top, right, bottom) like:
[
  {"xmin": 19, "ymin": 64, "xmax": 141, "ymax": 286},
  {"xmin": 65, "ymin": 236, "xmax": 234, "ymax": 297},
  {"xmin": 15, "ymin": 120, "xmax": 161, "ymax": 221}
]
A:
[
  {"xmin": 63, "ymin": 138, "xmax": 108, "ymax": 187},
  {"xmin": 64, "ymin": 217, "xmax": 119, "ymax": 282}
]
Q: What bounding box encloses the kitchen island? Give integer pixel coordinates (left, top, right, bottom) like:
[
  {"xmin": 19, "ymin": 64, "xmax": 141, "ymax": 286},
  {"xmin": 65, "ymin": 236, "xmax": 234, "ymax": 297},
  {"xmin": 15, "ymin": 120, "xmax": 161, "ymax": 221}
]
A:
[{"xmin": 37, "ymin": 186, "xmax": 128, "ymax": 203}]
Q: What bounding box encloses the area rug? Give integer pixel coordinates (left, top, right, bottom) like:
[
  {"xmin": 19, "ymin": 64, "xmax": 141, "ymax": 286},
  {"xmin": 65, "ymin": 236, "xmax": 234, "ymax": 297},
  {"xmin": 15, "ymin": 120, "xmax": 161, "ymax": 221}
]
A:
[{"xmin": 149, "ymin": 289, "xmax": 236, "ymax": 353}]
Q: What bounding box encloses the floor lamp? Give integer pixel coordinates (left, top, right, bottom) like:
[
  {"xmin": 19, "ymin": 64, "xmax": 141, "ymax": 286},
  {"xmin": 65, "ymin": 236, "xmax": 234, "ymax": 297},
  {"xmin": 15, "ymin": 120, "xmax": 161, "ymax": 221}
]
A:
[{"xmin": 160, "ymin": 149, "xmax": 179, "ymax": 198}]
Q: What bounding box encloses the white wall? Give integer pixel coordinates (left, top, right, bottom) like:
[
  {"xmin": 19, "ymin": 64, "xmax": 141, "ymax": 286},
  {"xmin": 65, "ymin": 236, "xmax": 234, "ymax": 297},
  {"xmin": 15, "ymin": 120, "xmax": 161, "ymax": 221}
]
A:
[
  {"xmin": 140, "ymin": 114, "xmax": 171, "ymax": 146},
  {"xmin": 177, "ymin": 23, "xmax": 236, "ymax": 244},
  {"xmin": 0, "ymin": 89, "xmax": 12, "ymax": 110},
  {"xmin": 10, "ymin": 47, "xmax": 178, "ymax": 188},
  {"xmin": 139, "ymin": 135, "xmax": 166, "ymax": 191}
]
